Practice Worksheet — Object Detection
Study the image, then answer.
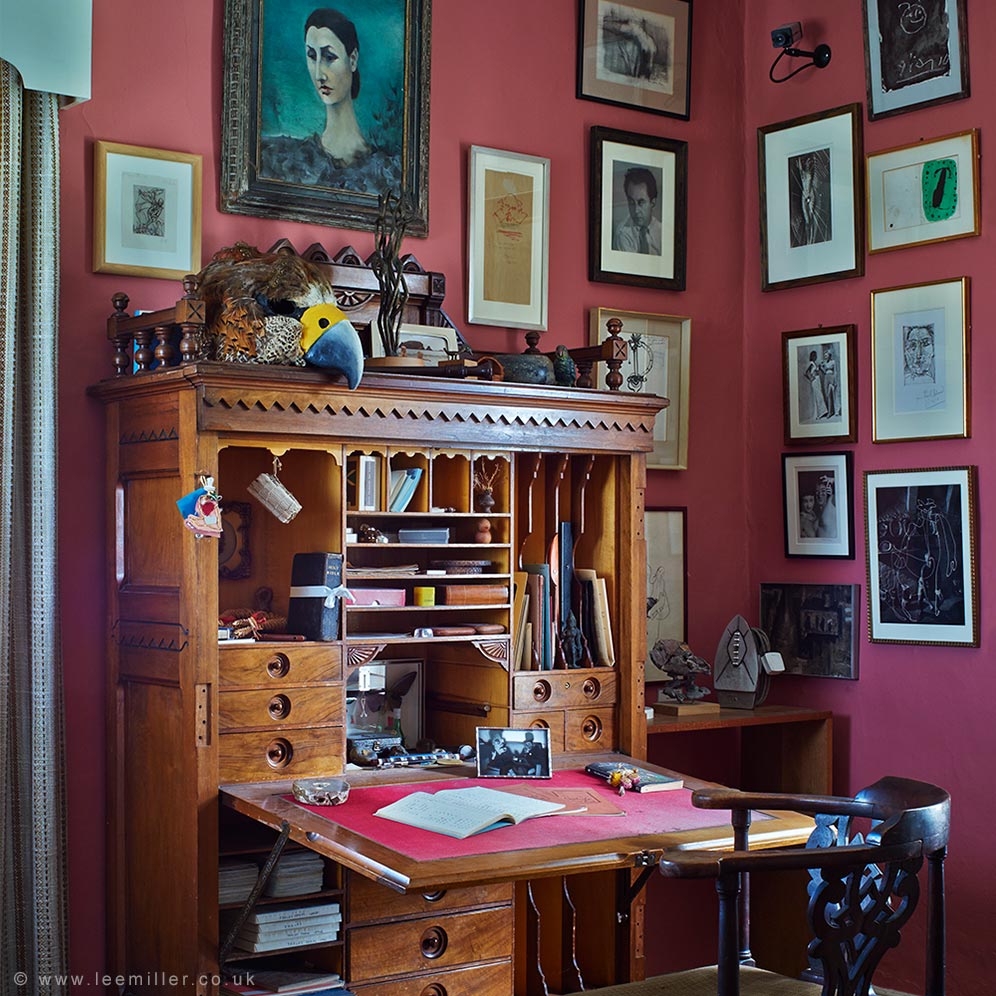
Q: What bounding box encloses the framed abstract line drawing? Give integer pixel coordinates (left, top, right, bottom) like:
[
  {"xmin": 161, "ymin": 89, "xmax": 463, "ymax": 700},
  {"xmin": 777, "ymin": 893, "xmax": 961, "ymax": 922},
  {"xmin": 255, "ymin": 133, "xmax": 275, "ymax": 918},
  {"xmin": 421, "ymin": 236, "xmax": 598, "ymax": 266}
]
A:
[
  {"xmin": 577, "ymin": 0, "xmax": 692, "ymax": 120},
  {"xmin": 467, "ymin": 146, "xmax": 550, "ymax": 331},
  {"xmin": 589, "ymin": 126, "xmax": 687, "ymax": 291},
  {"xmin": 862, "ymin": 0, "xmax": 969, "ymax": 121},
  {"xmin": 759, "ymin": 583, "xmax": 859, "ymax": 680},
  {"xmin": 867, "ymin": 130, "xmax": 980, "ymax": 253},
  {"xmin": 645, "ymin": 506, "xmax": 687, "ymax": 682},
  {"xmin": 864, "ymin": 466, "xmax": 978, "ymax": 646},
  {"xmin": 220, "ymin": 0, "xmax": 431, "ymax": 235},
  {"xmin": 590, "ymin": 307, "xmax": 690, "ymax": 469},
  {"xmin": 782, "ymin": 452, "xmax": 854, "ymax": 560},
  {"xmin": 782, "ymin": 324, "xmax": 857, "ymax": 445},
  {"xmin": 870, "ymin": 277, "xmax": 970, "ymax": 442},
  {"xmin": 93, "ymin": 141, "xmax": 202, "ymax": 280},
  {"xmin": 758, "ymin": 104, "xmax": 864, "ymax": 292}
]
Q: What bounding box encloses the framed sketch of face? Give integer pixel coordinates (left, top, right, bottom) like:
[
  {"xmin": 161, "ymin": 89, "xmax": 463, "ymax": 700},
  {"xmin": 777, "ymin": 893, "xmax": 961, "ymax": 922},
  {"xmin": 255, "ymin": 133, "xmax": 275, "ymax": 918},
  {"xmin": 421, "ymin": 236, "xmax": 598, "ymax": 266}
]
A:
[
  {"xmin": 870, "ymin": 277, "xmax": 970, "ymax": 443},
  {"xmin": 782, "ymin": 325, "xmax": 857, "ymax": 445},
  {"xmin": 475, "ymin": 727, "xmax": 552, "ymax": 779},
  {"xmin": 782, "ymin": 452, "xmax": 854, "ymax": 559}
]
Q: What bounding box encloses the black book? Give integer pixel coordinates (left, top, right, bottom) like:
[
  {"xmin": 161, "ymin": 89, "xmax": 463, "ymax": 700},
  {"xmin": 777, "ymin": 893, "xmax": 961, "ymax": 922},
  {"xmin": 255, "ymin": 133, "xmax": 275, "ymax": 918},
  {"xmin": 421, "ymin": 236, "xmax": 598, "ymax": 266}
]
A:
[{"xmin": 287, "ymin": 552, "xmax": 344, "ymax": 641}]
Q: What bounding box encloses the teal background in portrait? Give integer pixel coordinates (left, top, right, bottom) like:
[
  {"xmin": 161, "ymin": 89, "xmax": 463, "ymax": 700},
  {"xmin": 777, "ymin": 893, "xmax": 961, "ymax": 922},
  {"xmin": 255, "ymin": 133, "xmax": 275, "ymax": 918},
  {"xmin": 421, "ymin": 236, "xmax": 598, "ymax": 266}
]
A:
[
  {"xmin": 921, "ymin": 157, "xmax": 959, "ymax": 222},
  {"xmin": 261, "ymin": 0, "xmax": 406, "ymax": 155}
]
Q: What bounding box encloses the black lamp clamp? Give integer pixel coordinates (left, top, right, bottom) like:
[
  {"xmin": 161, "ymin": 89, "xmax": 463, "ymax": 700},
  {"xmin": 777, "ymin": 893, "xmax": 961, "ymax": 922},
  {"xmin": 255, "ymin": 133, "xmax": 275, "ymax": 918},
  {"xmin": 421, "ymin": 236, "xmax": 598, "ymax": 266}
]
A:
[{"xmin": 769, "ymin": 22, "xmax": 832, "ymax": 83}]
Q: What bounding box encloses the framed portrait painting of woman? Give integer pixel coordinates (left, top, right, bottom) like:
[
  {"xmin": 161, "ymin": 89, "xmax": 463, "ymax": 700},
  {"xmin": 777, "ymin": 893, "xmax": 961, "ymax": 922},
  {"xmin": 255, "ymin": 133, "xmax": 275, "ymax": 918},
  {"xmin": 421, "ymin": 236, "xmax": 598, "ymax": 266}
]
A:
[{"xmin": 221, "ymin": 0, "xmax": 431, "ymax": 235}]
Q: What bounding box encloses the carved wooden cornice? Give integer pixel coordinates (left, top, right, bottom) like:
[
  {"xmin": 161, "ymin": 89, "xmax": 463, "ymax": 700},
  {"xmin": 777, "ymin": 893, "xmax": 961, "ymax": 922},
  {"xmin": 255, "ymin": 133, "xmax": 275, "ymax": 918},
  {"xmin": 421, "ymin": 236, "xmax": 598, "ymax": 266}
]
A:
[{"xmin": 91, "ymin": 362, "xmax": 666, "ymax": 454}]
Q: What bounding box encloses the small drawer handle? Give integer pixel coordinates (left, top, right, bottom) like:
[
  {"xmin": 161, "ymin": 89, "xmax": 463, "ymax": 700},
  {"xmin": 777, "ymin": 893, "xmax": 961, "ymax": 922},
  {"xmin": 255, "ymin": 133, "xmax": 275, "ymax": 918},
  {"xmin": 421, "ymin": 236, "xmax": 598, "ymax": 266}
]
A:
[
  {"xmin": 420, "ymin": 986, "xmax": 447, "ymax": 996},
  {"xmin": 268, "ymin": 694, "xmax": 292, "ymax": 721},
  {"xmin": 581, "ymin": 715, "xmax": 603, "ymax": 742},
  {"xmin": 419, "ymin": 925, "xmax": 448, "ymax": 960},
  {"xmin": 265, "ymin": 738, "xmax": 293, "ymax": 768},
  {"xmin": 266, "ymin": 653, "xmax": 291, "ymax": 679},
  {"xmin": 421, "ymin": 889, "xmax": 446, "ymax": 903},
  {"xmin": 582, "ymin": 677, "xmax": 601, "ymax": 699},
  {"xmin": 531, "ymin": 679, "xmax": 551, "ymax": 703}
]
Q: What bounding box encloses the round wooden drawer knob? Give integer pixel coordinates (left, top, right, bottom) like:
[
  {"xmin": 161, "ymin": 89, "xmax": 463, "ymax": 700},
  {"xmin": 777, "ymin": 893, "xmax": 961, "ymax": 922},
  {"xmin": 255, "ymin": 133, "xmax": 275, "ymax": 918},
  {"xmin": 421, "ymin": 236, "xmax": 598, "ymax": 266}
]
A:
[
  {"xmin": 265, "ymin": 738, "xmax": 293, "ymax": 768},
  {"xmin": 420, "ymin": 985, "xmax": 447, "ymax": 996},
  {"xmin": 582, "ymin": 677, "xmax": 601, "ymax": 699},
  {"xmin": 531, "ymin": 679, "xmax": 551, "ymax": 703},
  {"xmin": 581, "ymin": 715, "xmax": 603, "ymax": 742},
  {"xmin": 266, "ymin": 653, "xmax": 291, "ymax": 679},
  {"xmin": 268, "ymin": 694, "xmax": 292, "ymax": 720},
  {"xmin": 421, "ymin": 890, "xmax": 446, "ymax": 903},
  {"xmin": 419, "ymin": 925, "xmax": 448, "ymax": 960}
]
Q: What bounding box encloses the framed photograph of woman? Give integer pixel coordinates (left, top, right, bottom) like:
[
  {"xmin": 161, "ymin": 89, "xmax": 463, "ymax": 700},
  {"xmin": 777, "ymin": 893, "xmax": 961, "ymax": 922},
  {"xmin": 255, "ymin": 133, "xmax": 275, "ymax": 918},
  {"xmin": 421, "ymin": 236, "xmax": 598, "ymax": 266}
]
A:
[
  {"xmin": 589, "ymin": 126, "xmax": 687, "ymax": 291},
  {"xmin": 220, "ymin": 0, "xmax": 431, "ymax": 235},
  {"xmin": 782, "ymin": 325, "xmax": 857, "ymax": 445},
  {"xmin": 870, "ymin": 277, "xmax": 970, "ymax": 443},
  {"xmin": 782, "ymin": 452, "xmax": 854, "ymax": 559},
  {"xmin": 865, "ymin": 466, "xmax": 978, "ymax": 646},
  {"xmin": 862, "ymin": 0, "xmax": 969, "ymax": 121},
  {"xmin": 758, "ymin": 104, "xmax": 863, "ymax": 292},
  {"xmin": 576, "ymin": 0, "xmax": 693, "ymax": 120}
]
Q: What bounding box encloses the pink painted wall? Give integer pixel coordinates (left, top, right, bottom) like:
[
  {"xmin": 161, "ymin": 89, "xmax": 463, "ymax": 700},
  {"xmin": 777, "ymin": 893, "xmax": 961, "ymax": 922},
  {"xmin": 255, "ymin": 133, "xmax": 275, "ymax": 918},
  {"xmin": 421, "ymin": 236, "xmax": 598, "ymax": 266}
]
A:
[
  {"xmin": 63, "ymin": 1, "xmax": 996, "ymax": 992},
  {"xmin": 742, "ymin": 4, "xmax": 996, "ymax": 993}
]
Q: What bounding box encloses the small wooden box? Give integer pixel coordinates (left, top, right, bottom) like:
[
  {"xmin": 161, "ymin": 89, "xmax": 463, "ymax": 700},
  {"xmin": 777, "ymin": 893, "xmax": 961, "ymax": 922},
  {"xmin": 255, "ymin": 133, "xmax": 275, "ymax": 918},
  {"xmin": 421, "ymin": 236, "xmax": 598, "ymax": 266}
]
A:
[{"xmin": 440, "ymin": 584, "xmax": 508, "ymax": 605}]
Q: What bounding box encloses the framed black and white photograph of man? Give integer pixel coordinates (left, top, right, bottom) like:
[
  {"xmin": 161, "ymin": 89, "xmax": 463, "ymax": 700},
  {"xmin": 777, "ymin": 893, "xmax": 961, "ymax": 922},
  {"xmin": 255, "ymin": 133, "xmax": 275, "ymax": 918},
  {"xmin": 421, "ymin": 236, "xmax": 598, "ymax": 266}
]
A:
[
  {"xmin": 475, "ymin": 727, "xmax": 552, "ymax": 779},
  {"xmin": 871, "ymin": 277, "xmax": 970, "ymax": 442},
  {"xmin": 865, "ymin": 466, "xmax": 978, "ymax": 646},
  {"xmin": 760, "ymin": 583, "xmax": 859, "ymax": 680},
  {"xmin": 862, "ymin": 0, "xmax": 969, "ymax": 121},
  {"xmin": 577, "ymin": 0, "xmax": 692, "ymax": 119},
  {"xmin": 783, "ymin": 452, "xmax": 854, "ymax": 559},
  {"xmin": 589, "ymin": 126, "xmax": 687, "ymax": 291},
  {"xmin": 782, "ymin": 325, "xmax": 857, "ymax": 445},
  {"xmin": 758, "ymin": 104, "xmax": 863, "ymax": 292},
  {"xmin": 220, "ymin": 0, "xmax": 431, "ymax": 234}
]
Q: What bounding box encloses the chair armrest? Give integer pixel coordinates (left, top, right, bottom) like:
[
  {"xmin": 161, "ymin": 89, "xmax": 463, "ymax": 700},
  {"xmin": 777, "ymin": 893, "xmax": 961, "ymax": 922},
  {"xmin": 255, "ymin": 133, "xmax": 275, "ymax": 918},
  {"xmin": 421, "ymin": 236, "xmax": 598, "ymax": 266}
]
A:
[
  {"xmin": 657, "ymin": 840, "xmax": 923, "ymax": 879},
  {"xmin": 692, "ymin": 787, "xmax": 877, "ymax": 818}
]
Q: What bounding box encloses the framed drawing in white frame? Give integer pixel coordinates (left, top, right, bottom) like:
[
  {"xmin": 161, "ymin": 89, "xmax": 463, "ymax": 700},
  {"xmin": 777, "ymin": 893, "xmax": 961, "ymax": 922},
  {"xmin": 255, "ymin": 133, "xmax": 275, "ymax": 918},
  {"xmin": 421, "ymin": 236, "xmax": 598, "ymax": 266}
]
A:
[
  {"xmin": 871, "ymin": 277, "xmax": 970, "ymax": 443},
  {"xmin": 862, "ymin": 0, "xmax": 969, "ymax": 121},
  {"xmin": 589, "ymin": 307, "xmax": 690, "ymax": 469},
  {"xmin": 782, "ymin": 324, "xmax": 857, "ymax": 445},
  {"xmin": 758, "ymin": 104, "xmax": 863, "ymax": 292},
  {"xmin": 782, "ymin": 451, "xmax": 854, "ymax": 559},
  {"xmin": 865, "ymin": 466, "xmax": 978, "ymax": 646},
  {"xmin": 93, "ymin": 141, "xmax": 202, "ymax": 280},
  {"xmin": 867, "ymin": 130, "xmax": 980, "ymax": 253},
  {"xmin": 467, "ymin": 146, "xmax": 550, "ymax": 331},
  {"xmin": 645, "ymin": 506, "xmax": 687, "ymax": 683}
]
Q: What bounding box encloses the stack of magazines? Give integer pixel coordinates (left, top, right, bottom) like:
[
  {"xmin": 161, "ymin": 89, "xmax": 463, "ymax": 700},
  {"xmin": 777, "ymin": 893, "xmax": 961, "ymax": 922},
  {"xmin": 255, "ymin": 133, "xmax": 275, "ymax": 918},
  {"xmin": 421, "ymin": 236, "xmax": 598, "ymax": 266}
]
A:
[
  {"xmin": 263, "ymin": 852, "xmax": 325, "ymax": 898},
  {"xmin": 222, "ymin": 966, "xmax": 352, "ymax": 996},
  {"xmin": 219, "ymin": 859, "xmax": 259, "ymax": 904},
  {"xmin": 230, "ymin": 900, "xmax": 342, "ymax": 954}
]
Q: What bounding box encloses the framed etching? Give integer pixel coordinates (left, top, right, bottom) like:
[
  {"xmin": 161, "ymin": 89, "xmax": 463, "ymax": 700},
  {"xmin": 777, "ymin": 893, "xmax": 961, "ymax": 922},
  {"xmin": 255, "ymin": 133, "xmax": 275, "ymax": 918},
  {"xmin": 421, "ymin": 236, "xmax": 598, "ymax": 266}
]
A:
[
  {"xmin": 865, "ymin": 466, "xmax": 978, "ymax": 646},
  {"xmin": 589, "ymin": 126, "xmax": 687, "ymax": 291},
  {"xmin": 645, "ymin": 507, "xmax": 687, "ymax": 682},
  {"xmin": 862, "ymin": 0, "xmax": 969, "ymax": 121},
  {"xmin": 467, "ymin": 146, "xmax": 550, "ymax": 331},
  {"xmin": 758, "ymin": 104, "xmax": 864, "ymax": 292},
  {"xmin": 220, "ymin": 0, "xmax": 431, "ymax": 235},
  {"xmin": 782, "ymin": 325, "xmax": 857, "ymax": 445},
  {"xmin": 760, "ymin": 583, "xmax": 859, "ymax": 680},
  {"xmin": 782, "ymin": 452, "xmax": 854, "ymax": 560},
  {"xmin": 577, "ymin": 0, "xmax": 692, "ymax": 120},
  {"xmin": 867, "ymin": 130, "xmax": 980, "ymax": 253},
  {"xmin": 871, "ymin": 277, "xmax": 970, "ymax": 443},
  {"xmin": 590, "ymin": 307, "xmax": 690, "ymax": 469},
  {"xmin": 93, "ymin": 141, "xmax": 202, "ymax": 280}
]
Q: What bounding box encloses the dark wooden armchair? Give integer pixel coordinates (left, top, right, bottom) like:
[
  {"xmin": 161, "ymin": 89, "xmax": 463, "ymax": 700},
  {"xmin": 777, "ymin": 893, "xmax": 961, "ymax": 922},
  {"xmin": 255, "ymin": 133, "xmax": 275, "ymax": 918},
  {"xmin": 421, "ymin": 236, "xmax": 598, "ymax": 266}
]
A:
[{"xmin": 573, "ymin": 776, "xmax": 950, "ymax": 996}]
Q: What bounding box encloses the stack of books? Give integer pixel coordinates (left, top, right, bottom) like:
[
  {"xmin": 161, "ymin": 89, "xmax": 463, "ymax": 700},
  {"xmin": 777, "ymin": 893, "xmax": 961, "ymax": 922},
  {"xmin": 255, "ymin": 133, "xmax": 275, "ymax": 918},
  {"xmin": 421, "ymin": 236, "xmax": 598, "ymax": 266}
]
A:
[
  {"xmin": 230, "ymin": 900, "xmax": 342, "ymax": 954},
  {"xmin": 219, "ymin": 859, "xmax": 259, "ymax": 904},
  {"xmin": 263, "ymin": 851, "xmax": 325, "ymax": 898},
  {"xmin": 223, "ymin": 966, "xmax": 352, "ymax": 995}
]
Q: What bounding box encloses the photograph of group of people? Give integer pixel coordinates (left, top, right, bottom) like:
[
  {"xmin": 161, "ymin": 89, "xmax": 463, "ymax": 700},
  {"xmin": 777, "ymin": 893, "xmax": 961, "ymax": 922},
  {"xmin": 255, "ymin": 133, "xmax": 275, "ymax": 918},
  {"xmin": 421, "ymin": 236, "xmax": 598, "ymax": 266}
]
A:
[
  {"xmin": 797, "ymin": 340, "xmax": 842, "ymax": 425},
  {"xmin": 475, "ymin": 727, "xmax": 552, "ymax": 779}
]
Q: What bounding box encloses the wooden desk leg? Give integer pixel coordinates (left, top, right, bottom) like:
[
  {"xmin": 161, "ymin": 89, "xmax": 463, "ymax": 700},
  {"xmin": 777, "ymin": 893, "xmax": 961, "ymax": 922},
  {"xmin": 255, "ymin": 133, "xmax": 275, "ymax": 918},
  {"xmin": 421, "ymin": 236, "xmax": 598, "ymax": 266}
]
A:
[
  {"xmin": 561, "ymin": 877, "xmax": 584, "ymax": 994},
  {"xmin": 523, "ymin": 881, "xmax": 550, "ymax": 996},
  {"xmin": 733, "ymin": 809, "xmax": 754, "ymax": 966},
  {"xmin": 926, "ymin": 846, "xmax": 946, "ymax": 996}
]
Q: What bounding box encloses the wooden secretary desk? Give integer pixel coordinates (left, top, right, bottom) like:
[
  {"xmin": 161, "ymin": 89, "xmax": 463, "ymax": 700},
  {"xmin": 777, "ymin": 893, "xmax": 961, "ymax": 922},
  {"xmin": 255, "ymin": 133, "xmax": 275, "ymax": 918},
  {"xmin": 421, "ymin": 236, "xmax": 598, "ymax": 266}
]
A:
[{"xmin": 90, "ymin": 245, "xmax": 668, "ymax": 996}]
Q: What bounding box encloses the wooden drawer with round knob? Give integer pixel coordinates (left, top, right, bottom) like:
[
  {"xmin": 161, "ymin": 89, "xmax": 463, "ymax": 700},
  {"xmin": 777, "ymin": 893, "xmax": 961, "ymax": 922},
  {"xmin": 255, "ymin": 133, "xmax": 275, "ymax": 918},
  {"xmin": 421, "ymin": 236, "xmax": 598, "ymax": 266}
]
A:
[
  {"xmin": 218, "ymin": 685, "xmax": 345, "ymax": 732},
  {"xmin": 347, "ymin": 907, "xmax": 512, "ymax": 982},
  {"xmin": 348, "ymin": 873, "xmax": 512, "ymax": 923},
  {"xmin": 564, "ymin": 707, "xmax": 615, "ymax": 752},
  {"xmin": 218, "ymin": 643, "xmax": 342, "ymax": 687},
  {"xmin": 509, "ymin": 711, "xmax": 565, "ymax": 752},
  {"xmin": 349, "ymin": 960, "xmax": 512, "ymax": 996},
  {"xmin": 512, "ymin": 670, "xmax": 616, "ymax": 711},
  {"xmin": 218, "ymin": 727, "xmax": 344, "ymax": 784}
]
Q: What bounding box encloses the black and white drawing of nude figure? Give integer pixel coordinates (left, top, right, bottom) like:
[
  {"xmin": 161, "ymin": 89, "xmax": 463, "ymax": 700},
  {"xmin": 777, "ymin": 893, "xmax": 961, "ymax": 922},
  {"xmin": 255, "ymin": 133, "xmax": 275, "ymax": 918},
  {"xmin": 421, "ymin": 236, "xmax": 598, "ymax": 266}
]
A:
[
  {"xmin": 597, "ymin": 2, "xmax": 674, "ymax": 93},
  {"xmin": 877, "ymin": 0, "xmax": 951, "ymax": 93},
  {"xmin": 876, "ymin": 483, "xmax": 964, "ymax": 627},
  {"xmin": 788, "ymin": 148, "xmax": 832, "ymax": 248},
  {"xmin": 903, "ymin": 324, "xmax": 936, "ymax": 384},
  {"xmin": 259, "ymin": 7, "xmax": 402, "ymax": 195}
]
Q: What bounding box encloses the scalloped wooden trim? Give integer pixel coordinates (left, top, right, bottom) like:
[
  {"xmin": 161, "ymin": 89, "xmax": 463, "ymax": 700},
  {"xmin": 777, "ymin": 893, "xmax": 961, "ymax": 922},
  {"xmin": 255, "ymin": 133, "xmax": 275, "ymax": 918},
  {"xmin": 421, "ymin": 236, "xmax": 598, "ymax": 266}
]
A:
[{"xmin": 473, "ymin": 639, "xmax": 509, "ymax": 668}]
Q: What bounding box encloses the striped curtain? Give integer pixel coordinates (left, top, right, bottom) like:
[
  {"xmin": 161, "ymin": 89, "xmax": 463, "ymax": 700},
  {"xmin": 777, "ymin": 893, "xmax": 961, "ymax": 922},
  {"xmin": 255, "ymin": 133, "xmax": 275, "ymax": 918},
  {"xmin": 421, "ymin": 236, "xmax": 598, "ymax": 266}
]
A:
[{"xmin": 0, "ymin": 58, "xmax": 69, "ymax": 995}]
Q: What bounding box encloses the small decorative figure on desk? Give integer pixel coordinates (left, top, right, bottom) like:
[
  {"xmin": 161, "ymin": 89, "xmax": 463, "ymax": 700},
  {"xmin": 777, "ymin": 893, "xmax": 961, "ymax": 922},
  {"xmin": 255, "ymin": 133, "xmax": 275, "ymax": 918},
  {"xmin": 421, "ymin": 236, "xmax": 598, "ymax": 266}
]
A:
[
  {"xmin": 473, "ymin": 458, "xmax": 502, "ymax": 513},
  {"xmin": 474, "ymin": 518, "xmax": 492, "ymax": 544},
  {"xmin": 649, "ymin": 639, "xmax": 711, "ymax": 704}
]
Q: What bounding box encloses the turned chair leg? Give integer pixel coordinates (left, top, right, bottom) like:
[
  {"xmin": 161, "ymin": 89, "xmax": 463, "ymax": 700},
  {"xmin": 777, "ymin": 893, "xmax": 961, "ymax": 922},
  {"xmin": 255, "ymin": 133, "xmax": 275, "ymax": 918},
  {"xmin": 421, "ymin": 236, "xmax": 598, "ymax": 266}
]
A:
[
  {"xmin": 716, "ymin": 872, "xmax": 741, "ymax": 996},
  {"xmin": 926, "ymin": 846, "xmax": 946, "ymax": 996}
]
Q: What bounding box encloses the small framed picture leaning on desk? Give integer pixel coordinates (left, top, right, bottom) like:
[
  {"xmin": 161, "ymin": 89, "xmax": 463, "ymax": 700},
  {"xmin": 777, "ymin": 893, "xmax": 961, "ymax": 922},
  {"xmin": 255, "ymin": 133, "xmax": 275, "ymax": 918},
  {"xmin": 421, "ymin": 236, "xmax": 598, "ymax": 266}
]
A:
[{"xmin": 476, "ymin": 727, "xmax": 552, "ymax": 779}]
